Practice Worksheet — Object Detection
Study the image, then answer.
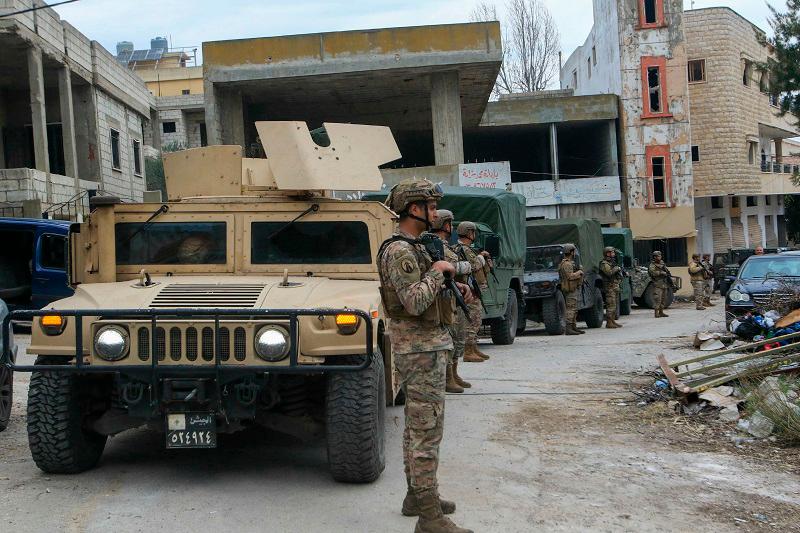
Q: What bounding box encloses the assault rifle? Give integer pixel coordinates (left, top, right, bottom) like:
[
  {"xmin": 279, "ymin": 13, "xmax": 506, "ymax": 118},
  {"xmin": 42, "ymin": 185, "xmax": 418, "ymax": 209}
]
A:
[
  {"xmin": 456, "ymin": 244, "xmax": 488, "ymax": 313},
  {"xmin": 418, "ymin": 233, "xmax": 471, "ymax": 320},
  {"xmin": 662, "ymin": 263, "xmax": 676, "ymax": 289}
]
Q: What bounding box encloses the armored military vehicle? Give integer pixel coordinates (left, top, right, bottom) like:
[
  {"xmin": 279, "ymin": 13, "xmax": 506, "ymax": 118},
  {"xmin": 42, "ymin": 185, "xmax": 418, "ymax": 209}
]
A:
[
  {"xmin": 1, "ymin": 121, "xmax": 403, "ymax": 482},
  {"xmin": 600, "ymin": 227, "xmax": 634, "ymax": 316},
  {"xmin": 522, "ymin": 218, "xmax": 605, "ymax": 335}
]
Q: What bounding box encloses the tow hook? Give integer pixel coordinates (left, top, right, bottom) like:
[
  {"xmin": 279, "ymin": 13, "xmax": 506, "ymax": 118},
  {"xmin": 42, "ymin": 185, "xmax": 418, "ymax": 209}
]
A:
[
  {"xmin": 235, "ymin": 379, "xmax": 259, "ymax": 406},
  {"xmin": 122, "ymin": 382, "xmax": 146, "ymax": 405}
]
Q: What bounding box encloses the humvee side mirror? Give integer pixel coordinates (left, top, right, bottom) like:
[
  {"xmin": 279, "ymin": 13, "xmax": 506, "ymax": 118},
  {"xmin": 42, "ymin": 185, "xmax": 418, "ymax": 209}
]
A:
[{"xmin": 484, "ymin": 234, "xmax": 501, "ymax": 258}]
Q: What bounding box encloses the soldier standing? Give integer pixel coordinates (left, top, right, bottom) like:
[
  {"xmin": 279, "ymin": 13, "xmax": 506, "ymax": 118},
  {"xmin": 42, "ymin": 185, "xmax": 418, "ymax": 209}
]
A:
[
  {"xmin": 599, "ymin": 246, "xmax": 623, "ymax": 328},
  {"xmin": 559, "ymin": 243, "xmax": 584, "ymax": 335},
  {"xmin": 701, "ymin": 253, "xmax": 715, "ymax": 307},
  {"xmin": 430, "ymin": 209, "xmax": 473, "ymax": 393},
  {"xmin": 378, "ymin": 178, "xmax": 473, "ymax": 533},
  {"xmin": 689, "ymin": 254, "xmax": 706, "ymax": 310},
  {"xmin": 648, "ymin": 251, "xmax": 670, "ymax": 318},
  {"xmin": 454, "ymin": 221, "xmax": 492, "ymax": 362}
]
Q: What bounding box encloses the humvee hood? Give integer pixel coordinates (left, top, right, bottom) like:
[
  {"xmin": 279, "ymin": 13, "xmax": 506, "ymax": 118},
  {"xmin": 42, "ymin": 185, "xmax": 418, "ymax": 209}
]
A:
[{"xmin": 48, "ymin": 276, "xmax": 380, "ymax": 313}]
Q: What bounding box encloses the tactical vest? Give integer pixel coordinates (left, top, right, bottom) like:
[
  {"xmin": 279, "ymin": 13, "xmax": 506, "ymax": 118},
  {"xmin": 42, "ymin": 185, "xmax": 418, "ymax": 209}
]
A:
[
  {"xmin": 559, "ymin": 259, "xmax": 580, "ymax": 292},
  {"xmin": 457, "ymin": 242, "xmax": 488, "ymax": 285},
  {"xmin": 377, "ymin": 236, "xmax": 454, "ymax": 325}
]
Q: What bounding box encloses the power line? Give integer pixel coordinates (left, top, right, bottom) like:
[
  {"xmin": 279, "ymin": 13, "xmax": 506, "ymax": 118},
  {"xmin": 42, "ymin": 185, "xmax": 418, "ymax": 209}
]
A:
[{"xmin": 0, "ymin": 0, "xmax": 80, "ymax": 19}]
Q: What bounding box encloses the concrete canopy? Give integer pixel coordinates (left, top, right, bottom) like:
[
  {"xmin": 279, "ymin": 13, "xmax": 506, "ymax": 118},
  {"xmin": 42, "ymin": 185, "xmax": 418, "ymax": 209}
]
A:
[{"xmin": 203, "ymin": 22, "xmax": 502, "ymax": 159}]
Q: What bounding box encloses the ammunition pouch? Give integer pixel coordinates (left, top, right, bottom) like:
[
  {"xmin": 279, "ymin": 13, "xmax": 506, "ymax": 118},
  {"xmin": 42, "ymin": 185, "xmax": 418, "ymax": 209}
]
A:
[{"xmin": 378, "ymin": 285, "xmax": 443, "ymax": 324}]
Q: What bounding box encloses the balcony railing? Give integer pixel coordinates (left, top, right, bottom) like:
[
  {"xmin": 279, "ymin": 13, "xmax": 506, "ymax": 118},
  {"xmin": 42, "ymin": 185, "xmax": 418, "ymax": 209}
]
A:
[{"xmin": 760, "ymin": 158, "xmax": 799, "ymax": 175}]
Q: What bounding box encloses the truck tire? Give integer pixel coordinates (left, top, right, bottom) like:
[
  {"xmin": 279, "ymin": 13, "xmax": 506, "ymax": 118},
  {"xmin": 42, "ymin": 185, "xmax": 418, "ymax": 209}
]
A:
[
  {"xmin": 583, "ymin": 287, "xmax": 605, "ymax": 328},
  {"xmin": 643, "ymin": 284, "xmax": 675, "ymax": 309},
  {"xmin": 0, "ymin": 365, "xmax": 11, "ymax": 432},
  {"xmin": 542, "ymin": 291, "xmax": 566, "ymax": 335},
  {"xmin": 326, "ymin": 352, "xmax": 386, "ymax": 483},
  {"xmin": 27, "ymin": 357, "xmax": 107, "ymax": 473},
  {"xmin": 665, "ymin": 287, "xmax": 675, "ymax": 308},
  {"xmin": 490, "ymin": 289, "xmax": 518, "ymax": 345},
  {"xmin": 620, "ymin": 297, "xmax": 632, "ymax": 316}
]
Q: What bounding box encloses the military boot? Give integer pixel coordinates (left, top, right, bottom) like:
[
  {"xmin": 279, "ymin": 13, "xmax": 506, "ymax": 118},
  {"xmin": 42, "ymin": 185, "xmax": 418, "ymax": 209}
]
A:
[
  {"xmin": 414, "ymin": 489, "xmax": 472, "ymax": 533},
  {"xmin": 704, "ymin": 299, "xmax": 715, "ymax": 307},
  {"xmin": 462, "ymin": 345, "xmax": 484, "ymax": 363},
  {"xmin": 565, "ymin": 324, "xmax": 581, "ymax": 335},
  {"xmin": 659, "ymin": 308, "xmax": 669, "ymax": 318},
  {"xmin": 402, "ymin": 488, "xmax": 456, "ymax": 517},
  {"xmin": 613, "ymin": 317, "xmax": 623, "ymax": 327},
  {"xmin": 445, "ymin": 363, "xmax": 464, "ymax": 393},
  {"xmin": 605, "ymin": 314, "xmax": 619, "ymax": 329},
  {"xmin": 474, "ymin": 345, "xmax": 490, "ymax": 360},
  {"xmin": 654, "ymin": 309, "xmax": 660, "ymax": 318},
  {"xmin": 452, "ymin": 360, "xmax": 471, "ymax": 388},
  {"xmin": 696, "ymin": 305, "xmax": 706, "ymax": 310}
]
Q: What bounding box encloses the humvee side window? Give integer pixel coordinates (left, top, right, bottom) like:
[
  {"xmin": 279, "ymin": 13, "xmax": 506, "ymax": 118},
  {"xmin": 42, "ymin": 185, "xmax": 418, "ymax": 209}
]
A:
[
  {"xmin": 525, "ymin": 246, "xmax": 562, "ymax": 271},
  {"xmin": 251, "ymin": 221, "xmax": 371, "ymax": 264},
  {"xmin": 115, "ymin": 222, "xmax": 227, "ymax": 265},
  {"xmin": 40, "ymin": 234, "xmax": 67, "ymax": 270}
]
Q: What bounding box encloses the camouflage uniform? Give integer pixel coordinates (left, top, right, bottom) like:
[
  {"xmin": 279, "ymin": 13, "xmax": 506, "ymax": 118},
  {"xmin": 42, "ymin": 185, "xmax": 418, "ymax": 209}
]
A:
[
  {"xmin": 454, "ymin": 235, "xmax": 490, "ymax": 360},
  {"xmin": 701, "ymin": 256, "xmax": 715, "ymax": 306},
  {"xmin": 558, "ymin": 253, "xmax": 583, "ymax": 334},
  {"xmin": 379, "ymin": 229, "xmax": 452, "ymax": 495},
  {"xmin": 599, "ymin": 252, "xmax": 622, "ymax": 327},
  {"xmin": 688, "ymin": 256, "xmax": 706, "ymax": 310},
  {"xmin": 648, "ymin": 254, "xmax": 670, "ymax": 317}
]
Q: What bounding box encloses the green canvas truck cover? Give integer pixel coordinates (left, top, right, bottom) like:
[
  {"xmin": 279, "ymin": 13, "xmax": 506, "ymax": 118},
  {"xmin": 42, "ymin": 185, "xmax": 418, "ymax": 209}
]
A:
[
  {"xmin": 526, "ymin": 218, "xmax": 604, "ymax": 274},
  {"xmin": 601, "ymin": 227, "xmax": 634, "ymax": 256},
  {"xmin": 362, "ymin": 186, "xmax": 526, "ymax": 267}
]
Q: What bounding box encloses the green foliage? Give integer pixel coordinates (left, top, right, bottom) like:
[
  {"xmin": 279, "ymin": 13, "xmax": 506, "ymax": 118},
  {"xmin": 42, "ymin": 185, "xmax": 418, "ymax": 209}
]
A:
[
  {"xmin": 785, "ymin": 193, "xmax": 800, "ymax": 242},
  {"xmin": 767, "ymin": 1, "xmax": 800, "ymax": 127},
  {"xmin": 144, "ymin": 157, "xmax": 166, "ymax": 199}
]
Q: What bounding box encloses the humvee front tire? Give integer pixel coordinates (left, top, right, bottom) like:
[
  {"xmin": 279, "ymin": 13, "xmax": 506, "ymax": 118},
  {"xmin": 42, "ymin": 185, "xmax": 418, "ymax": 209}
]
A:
[
  {"xmin": 0, "ymin": 364, "xmax": 12, "ymax": 432},
  {"xmin": 583, "ymin": 287, "xmax": 605, "ymax": 328},
  {"xmin": 27, "ymin": 357, "xmax": 107, "ymax": 474},
  {"xmin": 326, "ymin": 351, "xmax": 386, "ymax": 483},
  {"xmin": 490, "ymin": 289, "xmax": 518, "ymax": 345},
  {"xmin": 542, "ymin": 291, "xmax": 566, "ymax": 335}
]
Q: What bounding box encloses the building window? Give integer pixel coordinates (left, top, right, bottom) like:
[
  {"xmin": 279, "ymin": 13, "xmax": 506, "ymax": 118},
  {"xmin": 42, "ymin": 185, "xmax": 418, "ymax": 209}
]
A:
[
  {"xmin": 748, "ymin": 142, "xmax": 758, "ymax": 165},
  {"xmin": 641, "ymin": 57, "xmax": 670, "ymax": 118},
  {"xmin": 691, "ymin": 145, "xmax": 700, "ymax": 162},
  {"xmin": 711, "ymin": 196, "xmax": 723, "ymax": 209},
  {"xmin": 743, "ymin": 60, "xmax": 753, "ymax": 86},
  {"xmin": 746, "ymin": 196, "xmax": 757, "ymax": 207},
  {"xmin": 646, "ymin": 145, "xmax": 671, "ymax": 207},
  {"xmin": 765, "ymin": 196, "xmax": 772, "ymax": 206},
  {"xmin": 759, "ymin": 71, "xmax": 769, "ymax": 93},
  {"xmin": 731, "ymin": 197, "xmax": 740, "ymax": 208},
  {"xmin": 110, "ymin": 129, "xmax": 121, "ymax": 171},
  {"xmin": 587, "ymin": 58, "xmax": 592, "ymax": 78},
  {"xmin": 132, "ymin": 139, "xmax": 142, "ymax": 176},
  {"xmin": 638, "ymin": 0, "xmax": 665, "ymax": 28},
  {"xmin": 162, "ymin": 121, "xmax": 176, "ymax": 134},
  {"xmin": 200, "ymin": 123, "xmax": 208, "ymax": 147},
  {"xmin": 592, "ymin": 46, "xmax": 597, "ymax": 66},
  {"xmin": 571, "ymin": 69, "xmax": 577, "ymax": 88},
  {"xmin": 687, "ymin": 59, "xmax": 705, "ymax": 83},
  {"xmin": 634, "ymin": 238, "xmax": 688, "ymax": 267},
  {"xmin": 181, "ymin": 89, "xmax": 191, "ymax": 95}
]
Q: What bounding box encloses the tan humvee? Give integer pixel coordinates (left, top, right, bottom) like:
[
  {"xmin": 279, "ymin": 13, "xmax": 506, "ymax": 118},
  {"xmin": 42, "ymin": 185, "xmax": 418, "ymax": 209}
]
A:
[{"xmin": 18, "ymin": 122, "xmax": 402, "ymax": 483}]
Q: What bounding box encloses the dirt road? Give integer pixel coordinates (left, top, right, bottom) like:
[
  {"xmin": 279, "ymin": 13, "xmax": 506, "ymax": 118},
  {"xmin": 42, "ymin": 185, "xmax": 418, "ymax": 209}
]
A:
[{"xmin": 2, "ymin": 302, "xmax": 799, "ymax": 532}]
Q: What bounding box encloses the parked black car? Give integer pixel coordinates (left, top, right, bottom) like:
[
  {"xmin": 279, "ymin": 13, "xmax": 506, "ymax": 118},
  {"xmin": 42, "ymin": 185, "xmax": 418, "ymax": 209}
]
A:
[
  {"xmin": 715, "ymin": 247, "xmax": 796, "ymax": 295},
  {"xmin": 725, "ymin": 251, "xmax": 800, "ymax": 326}
]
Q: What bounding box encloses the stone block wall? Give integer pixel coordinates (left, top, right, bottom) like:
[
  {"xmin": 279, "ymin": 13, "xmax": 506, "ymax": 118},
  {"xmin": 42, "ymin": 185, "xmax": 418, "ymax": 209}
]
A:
[{"xmin": 95, "ymin": 91, "xmax": 145, "ymax": 201}]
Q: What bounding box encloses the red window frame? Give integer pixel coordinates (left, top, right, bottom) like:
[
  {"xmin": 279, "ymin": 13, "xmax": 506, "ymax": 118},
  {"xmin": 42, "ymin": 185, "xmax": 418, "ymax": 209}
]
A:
[
  {"xmin": 638, "ymin": 0, "xmax": 666, "ymax": 29},
  {"xmin": 646, "ymin": 145, "xmax": 672, "ymax": 208},
  {"xmin": 641, "ymin": 56, "xmax": 671, "ymax": 119}
]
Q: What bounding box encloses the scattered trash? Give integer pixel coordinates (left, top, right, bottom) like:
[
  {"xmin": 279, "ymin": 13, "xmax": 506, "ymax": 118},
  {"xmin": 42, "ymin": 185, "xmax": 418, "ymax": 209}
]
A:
[
  {"xmin": 654, "ymin": 379, "xmax": 669, "ymax": 390},
  {"xmin": 693, "ymin": 331, "xmax": 734, "ymax": 349},
  {"xmin": 740, "ymin": 411, "xmax": 775, "ymax": 438},
  {"xmin": 699, "ymin": 338, "xmax": 725, "ymax": 351}
]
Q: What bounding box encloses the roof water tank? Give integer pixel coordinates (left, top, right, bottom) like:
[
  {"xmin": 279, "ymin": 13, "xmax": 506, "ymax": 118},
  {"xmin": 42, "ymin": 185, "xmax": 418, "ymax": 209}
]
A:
[
  {"xmin": 116, "ymin": 41, "xmax": 134, "ymax": 56},
  {"xmin": 150, "ymin": 37, "xmax": 168, "ymax": 51}
]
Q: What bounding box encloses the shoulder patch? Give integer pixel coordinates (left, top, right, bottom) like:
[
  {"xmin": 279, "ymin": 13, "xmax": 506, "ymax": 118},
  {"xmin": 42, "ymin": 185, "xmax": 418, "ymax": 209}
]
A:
[{"xmin": 401, "ymin": 259, "xmax": 415, "ymax": 274}]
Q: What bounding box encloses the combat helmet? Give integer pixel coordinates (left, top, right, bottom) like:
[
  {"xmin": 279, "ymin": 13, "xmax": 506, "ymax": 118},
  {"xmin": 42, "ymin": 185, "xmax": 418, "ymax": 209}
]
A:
[
  {"xmin": 603, "ymin": 246, "xmax": 616, "ymax": 255},
  {"xmin": 652, "ymin": 250, "xmax": 663, "ymax": 258},
  {"xmin": 384, "ymin": 178, "xmax": 443, "ymax": 214},
  {"xmin": 457, "ymin": 221, "xmax": 477, "ymax": 237},
  {"xmin": 430, "ymin": 209, "xmax": 454, "ymax": 231}
]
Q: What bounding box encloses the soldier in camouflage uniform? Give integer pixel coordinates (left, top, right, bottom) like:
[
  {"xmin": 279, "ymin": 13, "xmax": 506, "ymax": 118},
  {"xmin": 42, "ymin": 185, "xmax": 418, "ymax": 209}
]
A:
[
  {"xmin": 599, "ymin": 246, "xmax": 623, "ymax": 328},
  {"xmin": 378, "ymin": 178, "xmax": 473, "ymax": 533},
  {"xmin": 701, "ymin": 253, "xmax": 715, "ymax": 307},
  {"xmin": 648, "ymin": 251, "xmax": 670, "ymax": 318},
  {"xmin": 559, "ymin": 243, "xmax": 585, "ymax": 335},
  {"xmin": 454, "ymin": 221, "xmax": 492, "ymax": 362},
  {"xmin": 688, "ymin": 253, "xmax": 706, "ymax": 310},
  {"xmin": 430, "ymin": 209, "xmax": 473, "ymax": 393}
]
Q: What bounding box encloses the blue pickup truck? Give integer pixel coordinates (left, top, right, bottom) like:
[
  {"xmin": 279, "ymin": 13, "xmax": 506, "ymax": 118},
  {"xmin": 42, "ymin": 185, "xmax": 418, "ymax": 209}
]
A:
[{"xmin": 0, "ymin": 218, "xmax": 73, "ymax": 318}]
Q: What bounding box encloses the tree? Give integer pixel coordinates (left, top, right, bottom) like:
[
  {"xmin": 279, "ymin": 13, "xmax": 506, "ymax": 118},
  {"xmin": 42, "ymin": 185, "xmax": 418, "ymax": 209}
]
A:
[
  {"xmin": 766, "ymin": 1, "xmax": 800, "ymax": 127},
  {"xmin": 471, "ymin": 0, "xmax": 561, "ymax": 98}
]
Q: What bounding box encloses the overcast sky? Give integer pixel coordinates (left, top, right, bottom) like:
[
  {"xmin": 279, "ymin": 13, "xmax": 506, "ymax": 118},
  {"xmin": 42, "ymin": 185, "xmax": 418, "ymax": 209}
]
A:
[{"xmin": 50, "ymin": 0, "xmax": 786, "ymax": 66}]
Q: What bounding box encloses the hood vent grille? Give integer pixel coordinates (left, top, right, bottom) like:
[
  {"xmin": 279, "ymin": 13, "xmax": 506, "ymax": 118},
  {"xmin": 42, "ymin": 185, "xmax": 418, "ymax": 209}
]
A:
[{"xmin": 151, "ymin": 284, "xmax": 265, "ymax": 308}]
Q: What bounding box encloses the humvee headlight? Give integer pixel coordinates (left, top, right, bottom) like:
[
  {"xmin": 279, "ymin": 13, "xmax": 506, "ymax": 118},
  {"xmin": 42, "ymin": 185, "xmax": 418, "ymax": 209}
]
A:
[
  {"xmin": 255, "ymin": 326, "xmax": 289, "ymax": 361},
  {"xmin": 94, "ymin": 325, "xmax": 129, "ymax": 361},
  {"xmin": 335, "ymin": 313, "xmax": 360, "ymax": 335}
]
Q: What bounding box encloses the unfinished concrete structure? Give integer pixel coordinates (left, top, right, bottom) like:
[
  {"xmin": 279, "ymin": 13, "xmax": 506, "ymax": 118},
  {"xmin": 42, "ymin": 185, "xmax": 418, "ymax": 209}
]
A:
[
  {"xmin": 0, "ymin": 0, "xmax": 156, "ymax": 217},
  {"xmin": 686, "ymin": 7, "xmax": 800, "ymax": 252},
  {"xmin": 562, "ymin": 0, "xmax": 694, "ymax": 290}
]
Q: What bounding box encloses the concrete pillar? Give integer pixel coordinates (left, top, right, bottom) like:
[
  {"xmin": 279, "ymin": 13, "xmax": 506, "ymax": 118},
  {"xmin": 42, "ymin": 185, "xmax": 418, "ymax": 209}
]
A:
[
  {"xmin": 27, "ymin": 47, "xmax": 49, "ymax": 175},
  {"xmin": 204, "ymin": 78, "xmax": 221, "ymax": 146},
  {"xmin": 220, "ymin": 89, "xmax": 245, "ymax": 148},
  {"xmin": 58, "ymin": 66, "xmax": 79, "ymax": 188},
  {"xmin": 549, "ymin": 123, "xmax": 559, "ymax": 181},
  {"xmin": 430, "ymin": 71, "xmax": 464, "ymax": 165},
  {"xmin": 149, "ymin": 108, "xmax": 161, "ymax": 151}
]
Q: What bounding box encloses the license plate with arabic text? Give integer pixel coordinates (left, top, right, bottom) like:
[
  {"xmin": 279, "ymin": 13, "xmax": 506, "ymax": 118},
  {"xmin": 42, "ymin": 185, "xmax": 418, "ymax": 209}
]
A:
[{"xmin": 166, "ymin": 412, "xmax": 217, "ymax": 449}]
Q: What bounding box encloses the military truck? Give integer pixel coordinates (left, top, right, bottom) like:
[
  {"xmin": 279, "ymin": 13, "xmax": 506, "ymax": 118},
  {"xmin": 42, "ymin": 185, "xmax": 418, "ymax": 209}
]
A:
[
  {"xmin": 0, "ymin": 121, "xmax": 405, "ymax": 482},
  {"xmin": 600, "ymin": 228, "xmax": 634, "ymax": 317},
  {"xmin": 630, "ymin": 258, "xmax": 682, "ymax": 309},
  {"xmin": 522, "ymin": 218, "xmax": 605, "ymax": 335},
  {"xmin": 362, "ymin": 187, "xmax": 526, "ymax": 345}
]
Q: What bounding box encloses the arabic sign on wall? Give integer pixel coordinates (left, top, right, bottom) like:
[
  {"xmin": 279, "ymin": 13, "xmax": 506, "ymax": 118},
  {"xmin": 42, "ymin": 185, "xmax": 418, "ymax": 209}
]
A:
[
  {"xmin": 458, "ymin": 161, "xmax": 511, "ymax": 189},
  {"xmin": 511, "ymin": 176, "xmax": 621, "ymax": 207}
]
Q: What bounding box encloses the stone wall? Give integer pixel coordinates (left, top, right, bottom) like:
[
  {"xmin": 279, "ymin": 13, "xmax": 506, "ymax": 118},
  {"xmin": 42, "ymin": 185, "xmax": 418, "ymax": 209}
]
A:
[
  {"xmin": 94, "ymin": 91, "xmax": 146, "ymax": 201},
  {"xmin": 685, "ymin": 7, "xmax": 800, "ymax": 197}
]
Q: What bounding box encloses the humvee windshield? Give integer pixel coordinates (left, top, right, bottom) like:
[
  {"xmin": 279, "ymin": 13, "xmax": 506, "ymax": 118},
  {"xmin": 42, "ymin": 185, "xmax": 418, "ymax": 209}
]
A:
[
  {"xmin": 115, "ymin": 222, "xmax": 227, "ymax": 265},
  {"xmin": 525, "ymin": 246, "xmax": 563, "ymax": 271},
  {"xmin": 251, "ymin": 221, "xmax": 371, "ymax": 264}
]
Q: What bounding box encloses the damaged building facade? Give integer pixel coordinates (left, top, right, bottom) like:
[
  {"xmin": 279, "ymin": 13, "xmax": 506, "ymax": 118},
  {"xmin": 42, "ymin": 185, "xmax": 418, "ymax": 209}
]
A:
[
  {"xmin": 562, "ymin": 0, "xmax": 695, "ymax": 283},
  {"xmin": 0, "ymin": 0, "xmax": 156, "ymax": 218},
  {"xmin": 200, "ymin": 23, "xmax": 625, "ymax": 225},
  {"xmin": 686, "ymin": 7, "xmax": 800, "ymax": 252}
]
